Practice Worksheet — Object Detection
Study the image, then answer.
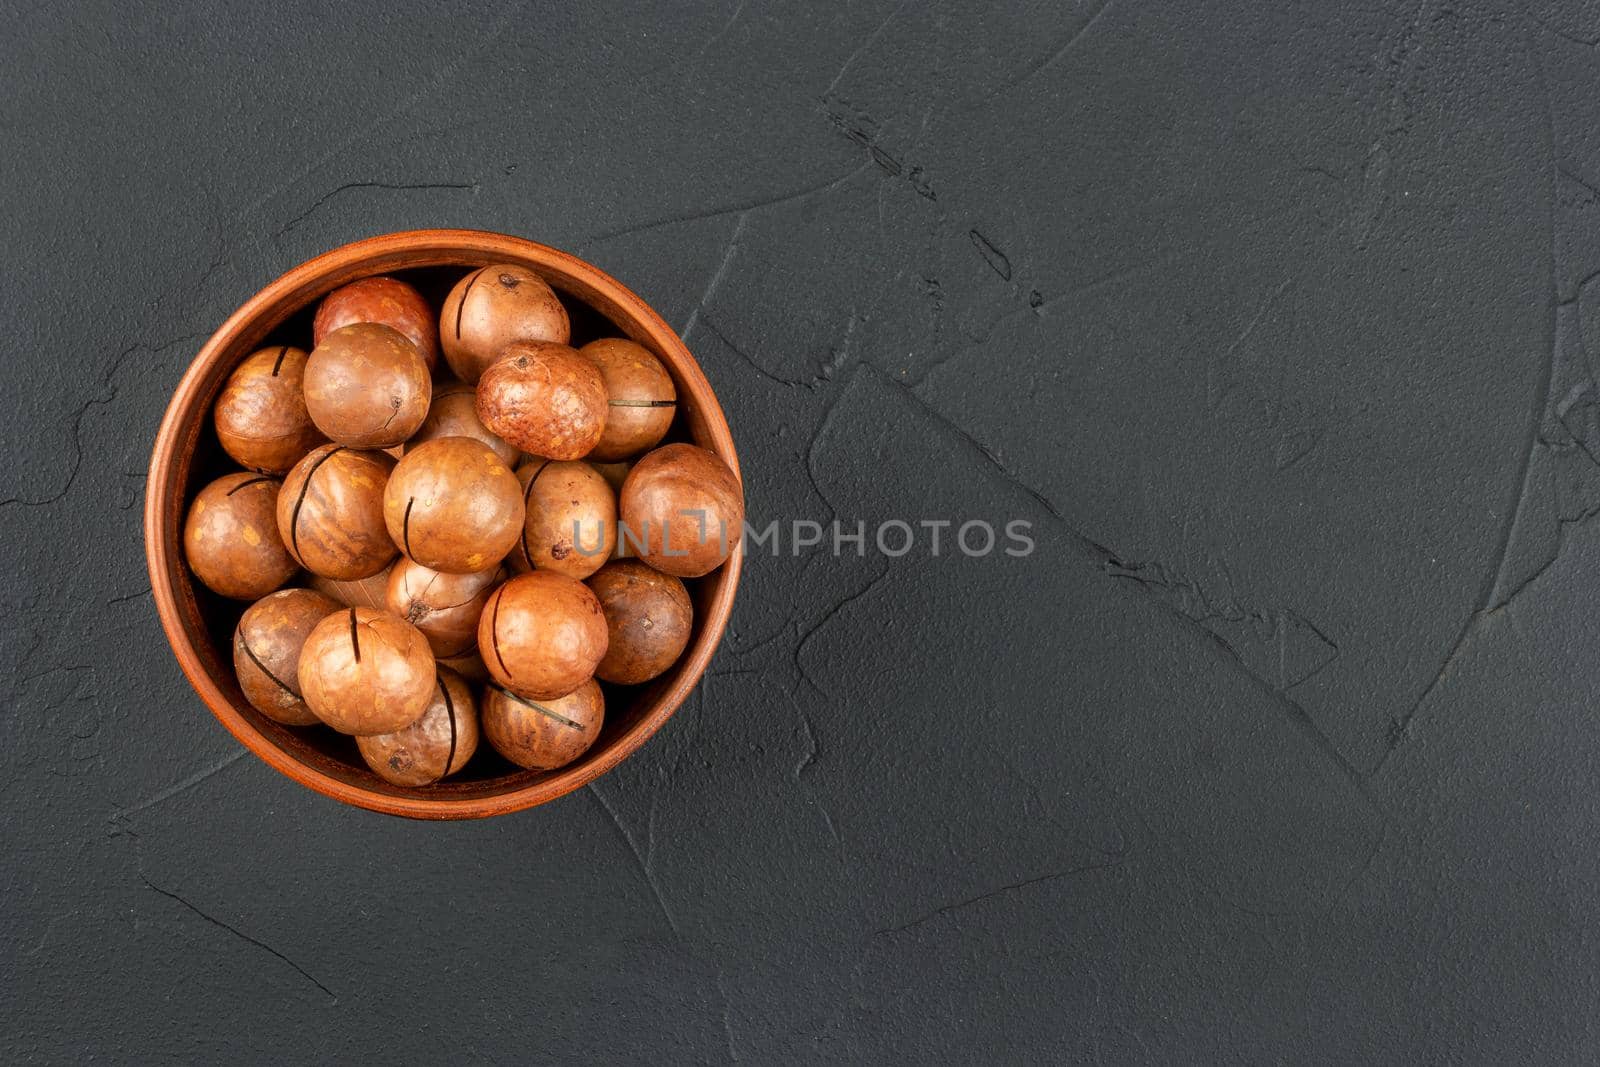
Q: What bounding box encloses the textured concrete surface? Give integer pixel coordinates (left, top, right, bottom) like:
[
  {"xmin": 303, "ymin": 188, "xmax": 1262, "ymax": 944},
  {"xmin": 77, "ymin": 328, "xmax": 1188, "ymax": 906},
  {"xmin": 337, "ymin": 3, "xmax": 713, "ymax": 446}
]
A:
[{"xmin": 4, "ymin": 0, "xmax": 1600, "ymax": 1061}]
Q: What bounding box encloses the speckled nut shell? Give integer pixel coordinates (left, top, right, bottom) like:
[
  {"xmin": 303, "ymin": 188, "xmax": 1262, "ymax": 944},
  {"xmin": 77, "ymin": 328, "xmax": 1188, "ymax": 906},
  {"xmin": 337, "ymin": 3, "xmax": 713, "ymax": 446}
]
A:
[
  {"xmin": 304, "ymin": 322, "xmax": 431, "ymax": 448},
  {"xmin": 510, "ymin": 459, "xmax": 616, "ymax": 580},
  {"xmin": 183, "ymin": 473, "xmax": 299, "ymax": 599},
  {"xmin": 355, "ymin": 667, "xmax": 478, "ymax": 786},
  {"xmin": 619, "ymin": 443, "xmax": 744, "ymax": 577},
  {"xmin": 406, "ymin": 382, "xmax": 519, "ymax": 466},
  {"xmin": 475, "ymin": 341, "xmax": 607, "ymax": 461},
  {"xmin": 481, "ymin": 678, "xmax": 603, "ymax": 771},
  {"xmin": 580, "ymin": 338, "xmax": 676, "ymax": 461},
  {"xmin": 278, "ymin": 445, "xmax": 398, "ymax": 581},
  {"xmin": 587, "ymin": 560, "xmax": 694, "ymax": 685},
  {"xmin": 382, "ymin": 437, "xmax": 524, "ymax": 574},
  {"xmin": 384, "ymin": 557, "xmax": 505, "ymax": 657},
  {"xmin": 232, "ymin": 588, "xmax": 341, "ymax": 725},
  {"xmin": 298, "ymin": 607, "xmax": 437, "ymax": 736},
  {"xmin": 440, "ymin": 263, "xmax": 571, "ymax": 384},
  {"xmin": 313, "ymin": 276, "xmax": 440, "ymax": 372},
  {"xmin": 308, "ymin": 562, "xmax": 394, "ymax": 610},
  {"xmin": 212, "ymin": 345, "xmax": 326, "ymax": 473},
  {"xmin": 477, "ymin": 571, "xmax": 608, "ymax": 700}
]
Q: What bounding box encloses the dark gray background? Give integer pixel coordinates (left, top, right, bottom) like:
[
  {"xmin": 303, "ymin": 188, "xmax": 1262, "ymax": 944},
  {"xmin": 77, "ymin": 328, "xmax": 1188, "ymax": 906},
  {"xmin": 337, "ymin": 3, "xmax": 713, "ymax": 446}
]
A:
[{"xmin": 5, "ymin": 0, "xmax": 1599, "ymax": 1061}]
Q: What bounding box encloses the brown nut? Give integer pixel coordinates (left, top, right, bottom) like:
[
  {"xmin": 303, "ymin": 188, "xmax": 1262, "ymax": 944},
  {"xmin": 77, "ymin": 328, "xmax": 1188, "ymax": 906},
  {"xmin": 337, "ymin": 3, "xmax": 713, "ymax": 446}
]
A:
[
  {"xmin": 587, "ymin": 561, "xmax": 693, "ymax": 685},
  {"xmin": 313, "ymin": 276, "xmax": 440, "ymax": 373},
  {"xmin": 212, "ymin": 346, "xmax": 327, "ymax": 473},
  {"xmin": 278, "ymin": 445, "xmax": 398, "ymax": 580},
  {"xmin": 298, "ymin": 607, "xmax": 436, "ymax": 735},
  {"xmin": 384, "ymin": 556, "xmax": 505, "ymax": 657},
  {"xmin": 405, "ymin": 381, "xmax": 519, "ymax": 466},
  {"xmin": 579, "ymin": 338, "xmax": 676, "ymax": 460},
  {"xmin": 477, "ymin": 571, "xmax": 608, "ymax": 700},
  {"xmin": 437, "ymin": 648, "xmax": 490, "ymax": 684},
  {"xmin": 475, "ymin": 342, "xmax": 607, "ymax": 461},
  {"xmin": 481, "ymin": 679, "xmax": 603, "ymax": 771},
  {"xmin": 590, "ymin": 460, "xmax": 632, "ymax": 495},
  {"xmin": 355, "ymin": 667, "xmax": 478, "ymax": 785},
  {"xmin": 232, "ymin": 588, "xmax": 341, "ymax": 725},
  {"xmin": 619, "ymin": 443, "xmax": 744, "ymax": 577},
  {"xmin": 304, "ymin": 322, "xmax": 431, "ymax": 448},
  {"xmin": 183, "ymin": 473, "xmax": 299, "ymax": 600},
  {"xmin": 307, "ymin": 562, "xmax": 394, "ymax": 610},
  {"xmin": 510, "ymin": 459, "xmax": 616, "ymax": 580},
  {"xmin": 440, "ymin": 263, "xmax": 571, "ymax": 384},
  {"xmin": 382, "ymin": 437, "xmax": 524, "ymax": 574}
]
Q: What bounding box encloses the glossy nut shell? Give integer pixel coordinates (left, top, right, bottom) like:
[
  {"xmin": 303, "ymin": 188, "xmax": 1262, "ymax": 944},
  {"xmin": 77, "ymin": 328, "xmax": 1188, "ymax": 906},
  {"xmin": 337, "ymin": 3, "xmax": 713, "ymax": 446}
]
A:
[
  {"xmin": 580, "ymin": 338, "xmax": 676, "ymax": 461},
  {"xmin": 232, "ymin": 588, "xmax": 341, "ymax": 725},
  {"xmin": 183, "ymin": 473, "xmax": 299, "ymax": 599},
  {"xmin": 587, "ymin": 560, "xmax": 693, "ymax": 685},
  {"xmin": 278, "ymin": 445, "xmax": 398, "ymax": 580},
  {"xmin": 481, "ymin": 678, "xmax": 603, "ymax": 771},
  {"xmin": 355, "ymin": 667, "xmax": 478, "ymax": 785},
  {"xmin": 439, "ymin": 263, "xmax": 571, "ymax": 384},
  {"xmin": 313, "ymin": 276, "xmax": 440, "ymax": 372},
  {"xmin": 477, "ymin": 571, "xmax": 608, "ymax": 700},
  {"xmin": 475, "ymin": 341, "xmax": 606, "ymax": 461},
  {"xmin": 619, "ymin": 443, "xmax": 744, "ymax": 577},
  {"xmin": 298, "ymin": 607, "xmax": 436, "ymax": 736},
  {"xmin": 304, "ymin": 322, "xmax": 431, "ymax": 448},
  {"xmin": 212, "ymin": 345, "xmax": 326, "ymax": 473},
  {"xmin": 382, "ymin": 436, "xmax": 524, "ymax": 574}
]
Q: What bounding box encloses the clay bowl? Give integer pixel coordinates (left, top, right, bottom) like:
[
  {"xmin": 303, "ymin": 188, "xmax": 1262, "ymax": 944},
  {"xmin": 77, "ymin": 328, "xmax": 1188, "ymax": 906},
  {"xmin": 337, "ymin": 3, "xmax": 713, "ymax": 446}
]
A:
[{"xmin": 145, "ymin": 230, "xmax": 742, "ymax": 819}]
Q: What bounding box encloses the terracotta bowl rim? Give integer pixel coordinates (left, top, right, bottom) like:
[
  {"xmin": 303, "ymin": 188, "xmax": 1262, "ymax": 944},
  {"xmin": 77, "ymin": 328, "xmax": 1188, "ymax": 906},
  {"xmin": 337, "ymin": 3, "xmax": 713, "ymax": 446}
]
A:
[{"xmin": 144, "ymin": 228, "xmax": 743, "ymax": 819}]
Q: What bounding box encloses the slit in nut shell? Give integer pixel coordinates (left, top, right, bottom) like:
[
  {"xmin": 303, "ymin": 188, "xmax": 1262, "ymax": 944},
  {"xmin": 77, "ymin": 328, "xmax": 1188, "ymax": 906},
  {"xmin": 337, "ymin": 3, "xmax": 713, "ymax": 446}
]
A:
[
  {"xmin": 439, "ymin": 263, "xmax": 571, "ymax": 384},
  {"xmin": 481, "ymin": 678, "xmax": 603, "ymax": 771},
  {"xmin": 356, "ymin": 667, "xmax": 479, "ymax": 786}
]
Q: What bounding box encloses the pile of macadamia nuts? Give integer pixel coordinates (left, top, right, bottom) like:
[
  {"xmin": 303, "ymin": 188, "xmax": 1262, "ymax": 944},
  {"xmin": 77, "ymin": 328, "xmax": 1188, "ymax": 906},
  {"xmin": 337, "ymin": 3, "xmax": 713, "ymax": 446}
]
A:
[{"xmin": 184, "ymin": 266, "xmax": 743, "ymax": 787}]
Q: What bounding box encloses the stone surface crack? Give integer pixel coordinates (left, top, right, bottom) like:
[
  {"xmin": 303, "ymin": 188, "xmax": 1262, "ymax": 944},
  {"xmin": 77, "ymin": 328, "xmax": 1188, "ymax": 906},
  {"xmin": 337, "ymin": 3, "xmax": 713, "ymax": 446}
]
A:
[
  {"xmin": 875, "ymin": 859, "xmax": 1125, "ymax": 937},
  {"xmin": 141, "ymin": 875, "xmax": 336, "ymax": 1002}
]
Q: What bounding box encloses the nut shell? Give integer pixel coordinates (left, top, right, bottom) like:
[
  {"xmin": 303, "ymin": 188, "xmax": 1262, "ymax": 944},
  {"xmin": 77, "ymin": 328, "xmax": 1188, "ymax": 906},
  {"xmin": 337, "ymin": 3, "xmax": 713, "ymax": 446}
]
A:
[
  {"xmin": 587, "ymin": 561, "xmax": 694, "ymax": 685},
  {"xmin": 619, "ymin": 443, "xmax": 744, "ymax": 577},
  {"xmin": 313, "ymin": 276, "xmax": 440, "ymax": 372},
  {"xmin": 298, "ymin": 607, "xmax": 437, "ymax": 736},
  {"xmin": 232, "ymin": 588, "xmax": 341, "ymax": 725},
  {"xmin": 307, "ymin": 562, "xmax": 394, "ymax": 610},
  {"xmin": 511, "ymin": 459, "xmax": 616, "ymax": 580},
  {"xmin": 590, "ymin": 460, "xmax": 632, "ymax": 495},
  {"xmin": 183, "ymin": 473, "xmax": 299, "ymax": 599},
  {"xmin": 213, "ymin": 346, "xmax": 326, "ymax": 473},
  {"xmin": 437, "ymin": 648, "xmax": 490, "ymax": 684},
  {"xmin": 383, "ymin": 437, "xmax": 524, "ymax": 574},
  {"xmin": 440, "ymin": 263, "xmax": 571, "ymax": 383},
  {"xmin": 384, "ymin": 557, "xmax": 505, "ymax": 657},
  {"xmin": 475, "ymin": 342, "xmax": 607, "ymax": 461},
  {"xmin": 477, "ymin": 571, "xmax": 608, "ymax": 700},
  {"xmin": 481, "ymin": 679, "xmax": 603, "ymax": 771},
  {"xmin": 355, "ymin": 667, "xmax": 478, "ymax": 785},
  {"xmin": 278, "ymin": 445, "xmax": 398, "ymax": 580},
  {"xmin": 304, "ymin": 323, "xmax": 431, "ymax": 448},
  {"xmin": 406, "ymin": 382, "xmax": 518, "ymax": 466},
  {"xmin": 580, "ymin": 338, "xmax": 676, "ymax": 460}
]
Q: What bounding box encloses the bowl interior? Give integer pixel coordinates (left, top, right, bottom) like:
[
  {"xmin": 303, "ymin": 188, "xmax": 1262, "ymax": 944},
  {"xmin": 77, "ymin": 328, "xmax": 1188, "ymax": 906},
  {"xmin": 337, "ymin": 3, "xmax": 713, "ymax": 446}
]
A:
[{"xmin": 147, "ymin": 232, "xmax": 741, "ymax": 818}]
